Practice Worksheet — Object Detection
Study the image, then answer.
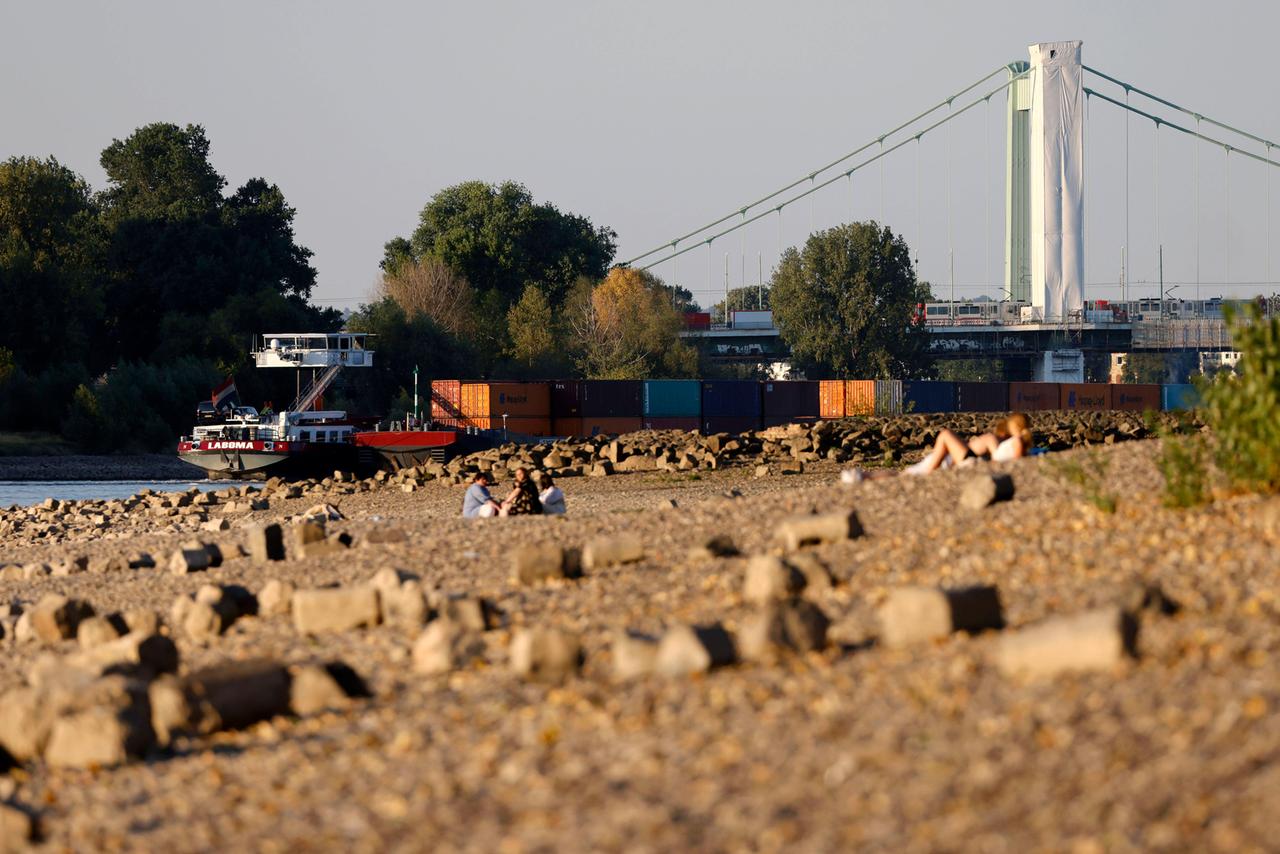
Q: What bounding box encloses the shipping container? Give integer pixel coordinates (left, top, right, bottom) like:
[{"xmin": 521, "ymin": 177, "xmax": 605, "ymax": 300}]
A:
[
  {"xmin": 956, "ymin": 382, "xmax": 1009, "ymax": 412},
  {"xmin": 875, "ymin": 379, "xmax": 903, "ymax": 415},
  {"xmin": 702, "ymin": 416, "xmax": 761, "ymax": 435},
  {"xmin": 580, "ymin": 380, "xmax": 642, "ymax": 417},
  {"xmin": 845, "ymin": 380, "xmax": 876, "ymax": 416},
  {"xmin": 643, "ymin": 416, "xmax": 700, "ymax": 432},
  {"xmin": 761, "ymin": 381, "xmax": 819, "ymax": 417},
  {"xmin": 1059, "ymin": 383, "xmax": 1109, "ymax": 411},
  {"xmin": 460, "ymin": 382, "xmax": 550, "ymax": 419},
  {"xmin": 818, "ymin": 380, "xmax": 845, "ymax": 418},
  {"xmin": 763, "ymin": 415, "xmax": 819, "ymax": 428},
  {"xmin": 903, "ymin": 381, "xmax": 956, "ymax": 413},
  {"xmin": 1008, "ymin": 382, "xmax": 1060, "ymax": 411},
  {"xmin": 701, "ymin": 381, "xmax": 761, "ymax": 417},
  {"xmin": 429, "ymin": 379, "xmax": 463, "ymax": 421},
  {"xmin": 683, "ymin": 312, "xmax": 711, "ymax": 331},
  {"xmin": 1161, "ymin": 384, "xmax": 1199, "ymax": 411},
  {"xmin": 581, "ymin": 416, "xmax": 643, "ymax": 437},
  {"xmin": 730, "ymin": 309, "xmax": 774, "ymax": 329},
  {"xmin": 463, "ymin": 417, "xmax": 553, "ymax": 436},
  {"xmin": 1109, "ymin": 383, "xmax": 1161, "ymax": 411},
  {"xmin": 551, "ymin": 417, "xmax": 584, "ymax": 437},
  {"xmin": 643, "ymin": 380, "xmax": 702, "ymax": 417},
  {"xmin": 549, "ymin": 380, "xmax": 582, "ymax": 418}
]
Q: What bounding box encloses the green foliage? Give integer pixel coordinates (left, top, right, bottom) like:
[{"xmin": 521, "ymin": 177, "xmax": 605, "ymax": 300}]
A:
[
  {"xmin": 710, "ymin": 284, "xmax": 769, "ymax": 323},
  {"xmin": 1050, "ymin": 449, "xmax": 1118, "ymax": 513},
  {"xmin": 934, "ymin": 359, "xmax": 1006, "ymax": 382},
  {"xmin": 99, "ymin": 123, "xmax": 225, "ymax": 222},
  {"xmin": 770, "ymin": 221, "xmax": 932, "ymax": 379},
  {"xmin": 63, "ymin": 360, "xmax": 220, "ymax": 453},
  {"xmin": 1157, "ymin": 433, "xmax": 1211, "ymax": 508},
  {"xmin": 1197, "ymin": 305, "xmax": 1280, "ymax": 494},
  {"xmin": 383, "ymin": 180, "xmax": 616, "ymax": 310},
  {"xmin": 506, "ymin": 285, "xmax": 559, "ymax": 372}
]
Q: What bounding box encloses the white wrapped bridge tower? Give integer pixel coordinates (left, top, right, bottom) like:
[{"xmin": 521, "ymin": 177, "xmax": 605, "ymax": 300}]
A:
[{"xmin": 1006, "ymin": 41, "xmax": 1085, "ymax": 322}]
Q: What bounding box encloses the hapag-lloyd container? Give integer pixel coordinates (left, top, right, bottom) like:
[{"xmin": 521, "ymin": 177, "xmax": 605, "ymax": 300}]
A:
[
  {"xmin": 956, "ymin": 382, "xmax": 1010, "ymax": 413},
  {"xmin": 1161, "ymin": 383, "xmax": 1198, "ymax": 411},
  {"xmin": 460, "ymin": 382, "xmax": 550, "ymax": 420},
  {"xmin": 701, "ymin": 381, "xmax": 761, "ymax": 417},
  {"xmin": 1059, "ymin": 383, "xmax": 1109, "ymax": 411},
  {"xmin": 430, "ymin": 380, "xmax": 463, "ymax": 421},
  {"xmin": 903, "ymin": 381, "xmax": 955, "ymax": 413},
  {"xmin": 550, "ymin": 380, "xmax": 582, "ymax": 418},
  {"xmin": 1110, "ymin": 384, "xmax": 1161, "ymax": 411},
  {"xmin": 1009, "ymin": 382, "xmax": 1059, "ymax": 411},
  {"xmin": 643, "ymin": 380, "xmax": 701, "ymax": 417},
  {"xmin": 819, "ymin": 381, "xmax": 845, "ymax": 418},
  {"xmin": 581, "ymin": 381, "xmax": 642, "ymax": 417},
  {"xmin": 761, "ymin": 381, "xmax": 819, "ymax": 417}
]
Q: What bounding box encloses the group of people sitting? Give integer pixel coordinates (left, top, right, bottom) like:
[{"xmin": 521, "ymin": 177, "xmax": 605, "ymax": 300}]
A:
[{"xmin": 462, "ymin": 467, "xmax": 565, "ymax": 518}]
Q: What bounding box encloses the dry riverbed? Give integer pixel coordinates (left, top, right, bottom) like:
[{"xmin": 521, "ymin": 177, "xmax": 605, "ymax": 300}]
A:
[{"xmin": 0, "ymin": 440, "xmax": 1277, "ymax": 852}]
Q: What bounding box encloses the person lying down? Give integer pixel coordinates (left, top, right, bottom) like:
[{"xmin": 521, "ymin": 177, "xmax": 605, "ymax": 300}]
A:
[{"xmin": 842, "ymin": 413, "xmax": 1032, "ymax": 482}]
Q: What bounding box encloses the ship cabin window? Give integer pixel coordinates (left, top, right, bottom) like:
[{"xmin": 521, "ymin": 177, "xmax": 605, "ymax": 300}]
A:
[
  {"xmin": 339, "ymin": 336, "xmax": 350, "ymax": 350},
  {"xmin": 315, "ymin": 430, "xmax": 326, "ymax": 443}
]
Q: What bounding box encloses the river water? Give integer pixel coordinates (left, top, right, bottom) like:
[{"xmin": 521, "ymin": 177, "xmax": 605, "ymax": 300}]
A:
[{"xmin": 0, "ymin": 480, "xmax": 252, "ymax": 508}]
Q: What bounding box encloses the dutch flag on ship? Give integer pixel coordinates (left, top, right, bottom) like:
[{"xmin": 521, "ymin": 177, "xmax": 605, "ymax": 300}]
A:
[{"xmin": 212, "ymin": 377, "xmax": 239, "ymax": 410}]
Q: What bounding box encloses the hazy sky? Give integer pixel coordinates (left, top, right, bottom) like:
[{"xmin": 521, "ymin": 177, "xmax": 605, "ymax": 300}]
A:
[{"xmin": 4, "ymin": 1, "xmax": 1277, "ymax": 312}]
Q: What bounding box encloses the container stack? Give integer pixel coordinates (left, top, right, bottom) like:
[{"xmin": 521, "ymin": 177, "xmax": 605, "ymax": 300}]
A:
[
  {"xmin": 702, "ymin": 380, "xmax": 762, "ymax": 434},
  {"xmin": 642, "ymin": 380, "xmax": 702, "ymax": 431},
  {"xmin": 459, "ymin": 382, "xmax": 551, "ymax": 435},
  {"xmin": 761, "ymin": 381, "xmax": 819, "ymax": 427}
]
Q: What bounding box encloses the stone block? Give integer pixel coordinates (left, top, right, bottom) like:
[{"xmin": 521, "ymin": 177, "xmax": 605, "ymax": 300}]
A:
[
  {"xmin": 743, "ymin": 555, "xmax": 806, "ymax": 605},
  {"xmin": 412, "ymin": 620, "xmax": 485, "ymax": 675},
  {"xmin": 30, "ymin": 594, "xmax": 94, "ymax": 644},
  {"xmin": 511, "ymin": 544, "xmax": 578, "ymax": 584},
  {"xmin": 509, "ymin": 627, "xmax": 582, "ymax": 683},
  {"xmin": 996, "ymin": 607, "xmax": 1137, "ymax": 678},
  {"xmin": 257, "ymin": 579, "xmax": 296, "ymax": 617},
  {"xmin": 738, "ymin": 601, "xmax": 830, "ymax": 662},
  {"xmin": 776, "ymin": 511, "xmax": 863, "ymax": 551},
  {"xmin": 654, "ymin": 624, "xmax": 736, "ymax": 676},
  {"xmin": 581, "ymin": 535, "xmax": 644, "ymax": 571},
  {"xmin": 960, "ymin": 473, "xmax": 1016, "ymax": 511},
  {"xmin": 611, "ymin": 630, "xmax": 658, "ymax": 681},
  {"xmin": 878, "ymin": 585, "xmax": 1005, "ymax": 648},
  {"xmin": 247, "ymin": 523, "xmax": 286, "ymax": 561},
  {"xmin": 292, "ymin": 587, "xmax": 381, "ymax": 634}
]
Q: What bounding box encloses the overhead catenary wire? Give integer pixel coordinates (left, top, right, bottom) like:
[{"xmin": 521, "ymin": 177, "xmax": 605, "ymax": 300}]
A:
[
  {"xmin": 636, "ymin": 69, "xmax": 1032, "ymax": 272},
  {"xmin": 622, "ymin": 65, "xmax": 1013, "ymax": 267}
]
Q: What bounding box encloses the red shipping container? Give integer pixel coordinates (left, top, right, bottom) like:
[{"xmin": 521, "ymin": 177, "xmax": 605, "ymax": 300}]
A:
[
  {"xmin": 819, "ymin": 380, "xmax": 845, "ymax": 418},
  {"xmin": 1008, "ymin": 382, "xmax": 1059, "ymax": 411},
  {"xmin": 643, "ymin": 417, "xmax": 700, "ymax": 431},
  {"xmin": 683, "ymin": 312, "xmax": 712, "ymax": 330},
  {"xmin": 845, "ymin": 380, "xmax": 876, "ymax": 416},
  {"xmin": 581, "ymin": 416, "xmax": 643, "ymax": 437},
  {"xmin": 1109, "ymin": 384, "xmax": 1161, "ymax": 411},
  {"xmin": 1059, "ymin": 383, "xmax": 1109, "ymax": 410},
  {"xmin": 702, "ymin": 416, "xmax": 761, "ymax": 435},
  {"xmin": 549, "ymin": 380, "xmax": 582, "ymax": 418},
  {"xmin": 552, "ymin": 417, "xmax": 584, "ymax": 437},
  {"xmin": 463, "ymin": 417, "xmax": 552, "ymax": 436},
  {"xmin": 430, "ymin": 379, "xmax": 462, "ymax": 421}
]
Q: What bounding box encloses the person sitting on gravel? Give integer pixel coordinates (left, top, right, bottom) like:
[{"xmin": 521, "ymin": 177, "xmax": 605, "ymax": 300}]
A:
[
  {"xmin": 499, "ymin": 467, "xmax": 543, "ymax": 516},
  {"xmin": 462, "ymin": 472, "xmax": 502, "ymax": 518},
  {"xmin": 902, "ymin": 413, "xmax": 1032, "ymax": 475},
  {"xmin": 538, "ymin": 473, "xmax": 566, "ymax": 515}
]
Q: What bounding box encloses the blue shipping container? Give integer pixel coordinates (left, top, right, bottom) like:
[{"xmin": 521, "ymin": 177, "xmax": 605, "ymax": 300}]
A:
[
  {"xmin": 643, "ymin": 380, "xmax": 702, "ymax": 417},
  {"xmin": 1161, "ymin": 384, "xmax": 1199, "ymax": 411},
  {"xmin": 903, "ymin": 381, "xmax": 956, "ymax": 414},
  {"xmin": 701, "ymin": 381, "xmax": 762, "ymax": 417}
]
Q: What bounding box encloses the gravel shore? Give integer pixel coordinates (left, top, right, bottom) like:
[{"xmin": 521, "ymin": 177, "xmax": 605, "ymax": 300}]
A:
[
  {"xmin": 0, "ymin": 455, "xmax": 199, "ymax": 482},
  {"xmin": 0, "ymin": 439, "xmax": 1277, "ymax": 852}
]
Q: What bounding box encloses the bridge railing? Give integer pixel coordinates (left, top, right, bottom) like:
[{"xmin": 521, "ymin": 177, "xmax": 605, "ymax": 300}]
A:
[{"xmin": 1131, "ymin": 319, "xmax": 1234, "ymax": 350}]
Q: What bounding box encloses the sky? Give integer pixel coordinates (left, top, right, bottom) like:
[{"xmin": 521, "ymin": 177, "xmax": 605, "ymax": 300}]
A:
[{"xmin": 3, "ymin": 1, "xmax": 1277, "ymax": 313}]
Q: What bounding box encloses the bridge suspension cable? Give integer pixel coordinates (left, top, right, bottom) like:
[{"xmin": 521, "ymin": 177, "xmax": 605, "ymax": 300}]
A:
[
  {"xmin": 622, "ymin": 64, "xmax": 1017, "ymax": 269},
  {"xmin": 632, "ymin": 68, "xmax": 1031, "ymax": 272}
]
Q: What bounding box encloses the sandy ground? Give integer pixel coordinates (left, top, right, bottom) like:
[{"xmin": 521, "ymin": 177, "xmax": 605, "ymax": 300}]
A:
[{"xmin": 0, "ymin": 440, "xmax": 1278, "ymax": 852}]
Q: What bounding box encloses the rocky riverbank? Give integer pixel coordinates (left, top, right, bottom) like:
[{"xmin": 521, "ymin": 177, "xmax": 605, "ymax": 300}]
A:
[
  {"xmin": 0, "ymin": 430, "xmax": 1275, "ymax": 851},
  {"xmin": 0, "ymin": 454, "xmax": 200, "ymax": 483}
]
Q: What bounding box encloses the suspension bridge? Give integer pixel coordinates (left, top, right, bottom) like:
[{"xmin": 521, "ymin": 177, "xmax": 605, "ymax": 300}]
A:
[{"xmin": 627, "ymin": 40, "xmax": 1279, "ymax": 381}]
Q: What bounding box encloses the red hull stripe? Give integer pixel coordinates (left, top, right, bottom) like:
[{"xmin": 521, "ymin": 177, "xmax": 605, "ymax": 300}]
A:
[{"xmin": 353, "ymin": 431, "xmax": 457, "ymax": 449}]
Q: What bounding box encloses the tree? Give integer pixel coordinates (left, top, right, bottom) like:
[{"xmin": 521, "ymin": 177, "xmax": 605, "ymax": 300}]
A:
[
  {"xmin": 567, "ymin": 268, "xmax": 697, "ymax": 378},
  {"xmin": 377, "ymin": 255, "xmax": 476, "ymax": 338},
  {"xmin": 99, "ymin": 123, "xmax": 224, "ymax": 222},
  {"xmin": 506, "ymin": 284, "xmax": 557, "ymax": 370},
  {"xmin": 770, "ymin": 222, "xmax": 931, "ymax": 378},
  {"xmin": 382, "ymin": 180, "xmax": 616, "ymax": 308}
]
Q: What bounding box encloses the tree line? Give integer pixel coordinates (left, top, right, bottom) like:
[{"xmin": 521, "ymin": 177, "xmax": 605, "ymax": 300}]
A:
[{"xmin": 0, "ymin": 122, "xmax": 932, "ymax": 452}]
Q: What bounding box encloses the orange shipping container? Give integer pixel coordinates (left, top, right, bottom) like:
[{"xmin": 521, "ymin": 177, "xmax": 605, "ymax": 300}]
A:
[
  {"xmin": 552, "ymin": 417, "xmax": 584, "ymax": 437},
  {"xmin": 1009, "ymin": 382, "xmax": 1059, "ymax": 411},
  {"xmin": 844, "ymin": 380, "xmax": 876, "ymax": 416},
  {"xmin": 818, "ymin": 380, "xmax": 845, "ymax": 418},
  {"xmin": 1109, "ymin": 384, "xmax": 1161, "ymax": 411},
  {"xmin": 460, "ymin": 382, "xmax": 551, "ymax": 419},
  {"xmin": 1059, "ymin": 383, "xmax": 1109, "ymax": 411},
  {"xmin": 581, "ymin": 417, "xmax": 643, "ymax": 437},
  {"xmin": 430, "ymin": 379, "xmax": 463, "ymax": 420},
  {"xmin": 464, "ymin": 417, "xmax": 552, "ymax": 436}
]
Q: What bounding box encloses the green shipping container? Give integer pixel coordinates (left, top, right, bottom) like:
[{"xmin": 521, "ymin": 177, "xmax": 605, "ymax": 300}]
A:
[{"xmin": 643, "ymin": 380, "xmax": 702, "ymax": 417}]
